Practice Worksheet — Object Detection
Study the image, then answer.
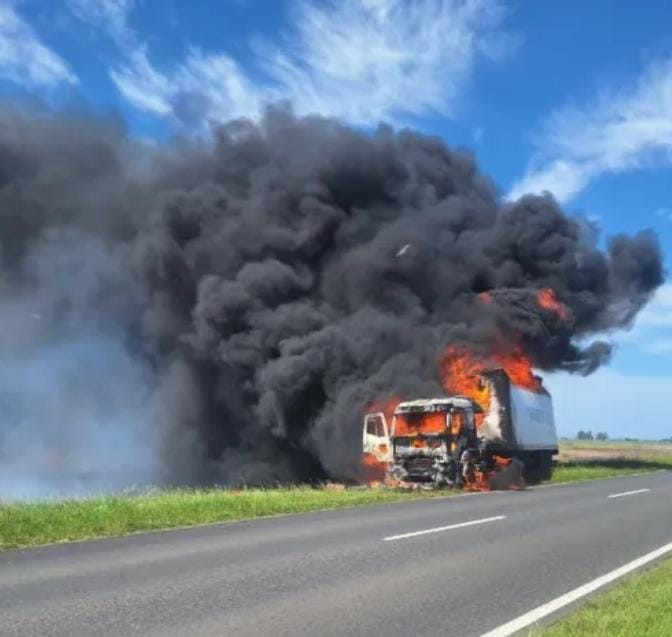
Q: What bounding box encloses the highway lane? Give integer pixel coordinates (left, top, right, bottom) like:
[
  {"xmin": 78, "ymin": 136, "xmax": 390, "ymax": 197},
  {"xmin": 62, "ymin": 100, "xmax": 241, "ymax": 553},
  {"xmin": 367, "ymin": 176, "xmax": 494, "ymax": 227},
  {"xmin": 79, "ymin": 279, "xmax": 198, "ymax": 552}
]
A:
[{"xmin": 1, "ymin": 471, "xmax": 671, "ymax": 636}]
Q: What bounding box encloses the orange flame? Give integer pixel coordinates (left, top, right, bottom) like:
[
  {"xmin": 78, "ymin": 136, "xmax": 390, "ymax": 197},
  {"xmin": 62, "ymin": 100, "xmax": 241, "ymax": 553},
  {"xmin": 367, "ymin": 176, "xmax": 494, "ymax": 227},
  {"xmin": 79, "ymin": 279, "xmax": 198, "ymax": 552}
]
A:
[
  {"xmin": 440, "ymin": 346, "xmax": 491, "ymax": 411},
  {"xmin": 496, "ymin": 348, "xmax": 542, "ymax": 392},
  {"xmin": 394, "ymin": 411, "xmax": 446, "ymax": 437},
  {"xmin": 361, "ymin": 452, "xmax": 387, "ymax": 484},
  {"xmin": 467, "ymin": 469, "xmax": 491, "ymax": 492},
  {"xmin": 537, "ymin": 288, "xmax": 569, "ymax": 322},
  {"xmin": 467, "ymin": 455, "xmax": 525, "ymax": 491},
  {"xmin": 440, "ymin": 345, "xmax": 541, "ymax": 417}
]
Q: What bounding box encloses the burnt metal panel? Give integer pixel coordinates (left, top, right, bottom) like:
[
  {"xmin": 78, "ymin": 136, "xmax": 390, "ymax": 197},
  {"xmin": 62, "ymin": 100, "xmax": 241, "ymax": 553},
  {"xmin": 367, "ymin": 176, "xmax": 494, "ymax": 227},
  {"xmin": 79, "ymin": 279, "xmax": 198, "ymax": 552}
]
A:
[{"xmin": 481, "ymin": 369, "xmax": 516, "ymax": 449}]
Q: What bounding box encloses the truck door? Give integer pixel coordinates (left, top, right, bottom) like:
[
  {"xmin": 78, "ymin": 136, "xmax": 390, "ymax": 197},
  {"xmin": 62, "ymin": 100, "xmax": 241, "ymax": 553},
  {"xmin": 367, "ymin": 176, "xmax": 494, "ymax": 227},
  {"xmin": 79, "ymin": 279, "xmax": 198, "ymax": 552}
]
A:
[
  {"xmin": 448, "ymin": 408, "xmax": 466, "ymax": 455},
  {"xmin": 362, "ymin": 412, "xmax": 392, "ymax": 462}
]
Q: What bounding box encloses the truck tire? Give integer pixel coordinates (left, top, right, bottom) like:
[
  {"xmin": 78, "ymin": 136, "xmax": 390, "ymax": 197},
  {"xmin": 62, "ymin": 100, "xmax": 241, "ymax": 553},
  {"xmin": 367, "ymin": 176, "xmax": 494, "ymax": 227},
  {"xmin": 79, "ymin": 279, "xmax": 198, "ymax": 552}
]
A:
[
  {"xmin": 538, "ymin": 452, "xmax": 553, "ymax": 481},
  {"xmin": 522, "ymin": 452, "xmax": 553, "ymax": 484}
]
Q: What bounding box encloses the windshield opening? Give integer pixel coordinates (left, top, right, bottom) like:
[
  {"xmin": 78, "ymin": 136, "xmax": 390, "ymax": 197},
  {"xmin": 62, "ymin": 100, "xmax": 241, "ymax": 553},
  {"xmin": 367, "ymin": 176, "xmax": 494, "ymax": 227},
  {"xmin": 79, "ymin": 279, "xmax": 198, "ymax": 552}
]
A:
[{"xmin": 393, "ymin": 411, "xmax": 447, "ymax": 436}]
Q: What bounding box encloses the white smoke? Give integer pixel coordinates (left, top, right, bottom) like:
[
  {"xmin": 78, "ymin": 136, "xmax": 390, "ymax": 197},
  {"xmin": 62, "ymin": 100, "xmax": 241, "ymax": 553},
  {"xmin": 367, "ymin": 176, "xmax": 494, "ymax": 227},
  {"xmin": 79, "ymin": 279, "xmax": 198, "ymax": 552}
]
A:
[{"xmin": 0, "ymin": 230, "xmax": 161, "ymax": 501}]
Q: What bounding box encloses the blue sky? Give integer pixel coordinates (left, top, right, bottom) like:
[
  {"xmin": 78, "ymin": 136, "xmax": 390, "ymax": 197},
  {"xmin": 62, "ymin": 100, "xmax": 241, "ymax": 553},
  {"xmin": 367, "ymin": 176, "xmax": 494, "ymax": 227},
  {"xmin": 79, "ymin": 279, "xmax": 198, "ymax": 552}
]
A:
[{"xmin": 1, "ymin": 0, "xmax": 671, "ymax": 439}]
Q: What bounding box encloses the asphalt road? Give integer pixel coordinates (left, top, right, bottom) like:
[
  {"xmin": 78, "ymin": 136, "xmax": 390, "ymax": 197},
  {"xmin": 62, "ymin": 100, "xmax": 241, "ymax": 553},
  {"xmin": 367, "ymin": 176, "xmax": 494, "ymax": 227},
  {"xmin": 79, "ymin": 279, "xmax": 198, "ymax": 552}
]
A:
[{"xmin": 2, "ymin": 471, "xmax": 672, "ymax": 637}]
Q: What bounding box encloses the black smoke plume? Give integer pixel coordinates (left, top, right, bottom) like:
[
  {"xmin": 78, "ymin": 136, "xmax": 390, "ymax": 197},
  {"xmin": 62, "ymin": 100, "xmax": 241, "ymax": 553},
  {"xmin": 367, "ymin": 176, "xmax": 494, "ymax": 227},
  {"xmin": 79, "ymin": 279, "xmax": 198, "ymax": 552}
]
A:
[{"xmin": 0, "ymin": 104, "xmax": 664, "ymax": 493}]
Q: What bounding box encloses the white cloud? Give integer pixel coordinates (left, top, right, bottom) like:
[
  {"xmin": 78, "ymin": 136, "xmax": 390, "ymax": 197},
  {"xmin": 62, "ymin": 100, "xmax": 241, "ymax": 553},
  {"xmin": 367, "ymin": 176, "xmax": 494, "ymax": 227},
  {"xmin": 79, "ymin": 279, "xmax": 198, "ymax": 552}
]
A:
[
  {"xmin": 0, "ymin": 2, "xmax": 77, "ymax": 88},
  {"xmin": 258, "ymin": 0, "xmax": 515, "ymax": 125},
  {"xmin": 509, "ymin": 54, "xmax": 672, "ymax": 202},
  {"xmin": 70, "ymin": 0, "xmax": 515, "ymax": 126},
  {"xmin": 68, "ymin": 0, "xmax": 270, "ymax": 122},
  {"xmin": 109, "ymin": 48, "xmax": 173, "ymax": 116},
  {"xmin": 67, "ymin": 0, "xmax": 135, "ymax": 46},
  {"xmin": 173, "ymin": 50, "xmax": 267, "ymax": 121},
  {"xmin": 111, "ymin": 47, "xmax": 267, "ymax": 122},
  {"xmin": 509, "ymin": 159, "xmax": 593, "ymax": 203}
]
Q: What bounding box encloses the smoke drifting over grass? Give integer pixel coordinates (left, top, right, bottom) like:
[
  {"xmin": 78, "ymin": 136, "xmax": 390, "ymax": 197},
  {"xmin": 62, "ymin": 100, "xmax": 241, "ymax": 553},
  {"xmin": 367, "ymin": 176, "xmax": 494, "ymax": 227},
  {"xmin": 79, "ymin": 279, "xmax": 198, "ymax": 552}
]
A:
[{"xmin": 0, "ymin": 103, "xmax": 664, "ymax": 496}]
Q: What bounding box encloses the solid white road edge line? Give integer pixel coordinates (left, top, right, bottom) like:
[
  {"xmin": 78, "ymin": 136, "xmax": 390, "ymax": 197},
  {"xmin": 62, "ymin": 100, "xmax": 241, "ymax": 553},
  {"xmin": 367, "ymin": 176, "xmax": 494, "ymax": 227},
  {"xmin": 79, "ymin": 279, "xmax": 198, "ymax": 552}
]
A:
[
  {"xmin": 608, "ymin": 488, "xmax": 651, "ymax": 498},
  {"xmin": 382, "ymin": 515, "xmax": 506, "ymax": 541},
  {"xmin": 479, "ymin": 541, "xmax": 672, "ymax": 637}
]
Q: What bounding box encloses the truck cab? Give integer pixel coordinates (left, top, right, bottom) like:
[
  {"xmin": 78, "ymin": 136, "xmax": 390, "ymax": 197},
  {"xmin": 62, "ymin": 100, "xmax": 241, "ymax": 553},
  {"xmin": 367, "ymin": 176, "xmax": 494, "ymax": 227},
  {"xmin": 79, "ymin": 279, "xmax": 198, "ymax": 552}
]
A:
[
  {"xmin": 362, "ymin": 397, "xmax": 482, "ymax": 487},
  {"xmin": 361, "ymin": 369, "xmax": 558, "ymax": 488}
]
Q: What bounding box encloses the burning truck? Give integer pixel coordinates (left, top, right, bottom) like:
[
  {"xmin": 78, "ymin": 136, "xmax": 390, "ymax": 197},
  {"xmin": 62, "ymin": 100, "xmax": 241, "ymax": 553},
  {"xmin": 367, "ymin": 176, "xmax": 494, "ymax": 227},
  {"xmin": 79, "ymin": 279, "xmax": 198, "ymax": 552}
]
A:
[{"xmin": 362, "ymin": 351, "xmax": 558, "ymax": 489}]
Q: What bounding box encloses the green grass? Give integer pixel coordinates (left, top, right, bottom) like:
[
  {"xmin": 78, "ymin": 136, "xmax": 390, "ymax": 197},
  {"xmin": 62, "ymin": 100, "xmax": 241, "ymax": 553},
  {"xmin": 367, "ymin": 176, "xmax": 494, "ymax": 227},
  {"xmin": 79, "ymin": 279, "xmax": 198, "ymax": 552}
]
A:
[
  {"xmin": 2, "ymin": 449, "xmax": 670, "ymax": 553},
  {"xmin": 549, "ymin": 457, "xmax": 672, "ymax": 485},
  {"xmin": 0, "ymin": 486, "xmax": 444, "ymax": 552},
  {"xmin": 534, "ymin": 557, "xmax": 672, "ymax": 637}
]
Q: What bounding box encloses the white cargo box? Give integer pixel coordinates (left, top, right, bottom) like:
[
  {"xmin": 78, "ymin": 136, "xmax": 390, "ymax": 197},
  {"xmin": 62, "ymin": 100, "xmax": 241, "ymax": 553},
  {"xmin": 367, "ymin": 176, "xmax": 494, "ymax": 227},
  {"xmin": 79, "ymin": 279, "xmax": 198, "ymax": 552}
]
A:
[{"xmin": 509, "ymin": 385, "xmax": 557, "ymax": 450}]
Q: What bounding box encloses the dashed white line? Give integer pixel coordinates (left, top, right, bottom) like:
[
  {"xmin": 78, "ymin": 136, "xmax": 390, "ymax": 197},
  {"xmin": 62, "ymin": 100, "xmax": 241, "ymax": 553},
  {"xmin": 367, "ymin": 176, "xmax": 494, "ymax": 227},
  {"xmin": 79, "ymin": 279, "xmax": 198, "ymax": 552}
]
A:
[
  {"xmin": 382, "ymin": 515, "xmax": 506, "ymax": 542},
  {"xmin": 608, "ymin": 488, "xmax": 651, "ymax": 499},
  {"xmin": 479, "ymin": 541, "xmax": 672, "ymax": 637}
]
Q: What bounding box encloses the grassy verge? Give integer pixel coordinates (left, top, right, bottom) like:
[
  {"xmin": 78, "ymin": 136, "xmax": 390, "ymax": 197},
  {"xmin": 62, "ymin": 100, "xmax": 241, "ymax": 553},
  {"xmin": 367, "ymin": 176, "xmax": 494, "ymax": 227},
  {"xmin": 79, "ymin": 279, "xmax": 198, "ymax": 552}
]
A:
[
  {"xmin": 0, "ymin": 486, "xmax": 444, "ymax": 552},
  {"xmin": 535, "ymin": 557, "xmax": 672, "ymax": 637},
  {"xmin": 549, "ymin": 457, "xmax": 671, "ymax": 485},
  {"xmin": 2, "ymin": 445, "xmax": 670, "ymax": 552}
]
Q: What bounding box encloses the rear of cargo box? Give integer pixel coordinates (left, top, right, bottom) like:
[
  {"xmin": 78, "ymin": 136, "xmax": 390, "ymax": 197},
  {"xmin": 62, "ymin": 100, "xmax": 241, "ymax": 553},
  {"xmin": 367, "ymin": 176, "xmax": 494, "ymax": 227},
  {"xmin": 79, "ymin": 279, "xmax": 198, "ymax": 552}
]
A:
[{"xmin": 480, "ymin": 369, "xmax": 558, "ymax": 481}]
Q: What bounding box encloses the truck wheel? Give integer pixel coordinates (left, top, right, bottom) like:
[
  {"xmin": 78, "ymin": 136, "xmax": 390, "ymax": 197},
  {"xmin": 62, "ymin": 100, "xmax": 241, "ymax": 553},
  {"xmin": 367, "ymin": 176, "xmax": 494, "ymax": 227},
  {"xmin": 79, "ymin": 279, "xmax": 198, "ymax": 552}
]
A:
[
  {"xmin": 538, "ymin": 452, "xmax": 553, "ymax": 481},
  {"xmin": 523, "ymin": 452, "xmax": 553, "ymax": 484}
]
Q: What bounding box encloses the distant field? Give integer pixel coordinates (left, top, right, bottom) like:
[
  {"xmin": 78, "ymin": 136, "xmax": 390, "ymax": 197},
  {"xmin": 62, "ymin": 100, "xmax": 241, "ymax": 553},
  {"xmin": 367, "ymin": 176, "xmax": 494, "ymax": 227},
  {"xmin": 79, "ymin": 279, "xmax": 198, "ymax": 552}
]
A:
[
  {"xmin": 559, "ymin": 439, "xmax": 672, "ymax": 459},
  {"xmin": 537, "ymin": 557, "xmax": 672, "ymax": 637},
  {"xmin": 551, "ymin": 439, "xmax": 672, "ymax": 484}
]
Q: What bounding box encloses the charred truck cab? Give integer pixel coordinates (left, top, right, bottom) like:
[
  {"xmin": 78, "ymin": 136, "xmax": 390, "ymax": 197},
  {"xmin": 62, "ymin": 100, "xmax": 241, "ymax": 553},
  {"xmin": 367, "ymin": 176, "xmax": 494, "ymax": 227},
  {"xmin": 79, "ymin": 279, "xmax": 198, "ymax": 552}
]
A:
[
  {"xmin": 362, "ymin": 369, "xmax": 559, "ymax": 488},
  {"xmin": 390, "ymin": 398, "xmax": 481, "ymax": 487}
]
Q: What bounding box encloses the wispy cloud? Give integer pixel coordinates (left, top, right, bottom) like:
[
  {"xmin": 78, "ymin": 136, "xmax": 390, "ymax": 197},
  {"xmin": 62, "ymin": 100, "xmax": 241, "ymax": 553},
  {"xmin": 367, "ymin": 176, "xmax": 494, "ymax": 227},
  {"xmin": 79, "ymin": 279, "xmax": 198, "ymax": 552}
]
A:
[
  {"xmin": 67, "ymin": 0, "xmax": 274, "ymax": 122},
  {"xmin": 109, "ymin": 48, "xmax": 174, "ymax": 116},
  {"xmin": 111, "ymin": 48, "xmax": 266, "ymax": 123},
  {"xmin": 67, "ymin": 0, "xmax": 135, "ymax": 46},
  {"xmin": 257, "ymin": 0, "xmax": 515, "ymax": 124},
  {"xmin": 67, "ymin": 0, "xmax": 192, "ymax": 117},
  {"xmin": 69, "ymin": 0, "xmax": 515, "ymax": 126},
  {"xmin": 509, "ymin": 53, "xmax": 672, "ymax": 202},
  {"xmin": 0, "ymin": 2, "xmax": 77, "ymax": 88}
]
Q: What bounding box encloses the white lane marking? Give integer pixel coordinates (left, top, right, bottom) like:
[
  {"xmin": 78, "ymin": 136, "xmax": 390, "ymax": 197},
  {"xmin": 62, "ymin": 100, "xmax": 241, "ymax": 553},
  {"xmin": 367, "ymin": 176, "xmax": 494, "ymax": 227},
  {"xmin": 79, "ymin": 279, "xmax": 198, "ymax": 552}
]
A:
[
  {"xmin": 383, "ymin": 515, "xmax": 506, "ymax": 542},
  {"xmin": 479, "ymin": 541, "xmax": 672, "ymax": 637},
  {"xmin": 608, "ymin": 488, "xmax": 651, "ymax": 499}
]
